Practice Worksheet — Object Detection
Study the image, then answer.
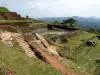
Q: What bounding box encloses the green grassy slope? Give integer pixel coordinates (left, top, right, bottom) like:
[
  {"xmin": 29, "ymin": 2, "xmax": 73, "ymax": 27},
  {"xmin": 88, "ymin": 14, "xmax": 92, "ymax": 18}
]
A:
[
  {"xmin": 29, "ymin": 22, "xmax": 51, "ymax": 28},
  {"xmin": 0, "ymin": 7, "xmax": 10, "ymax": 12},
  {"xmin": 72, "ymin": 37, "xmax": 100, "ymax": 75},
  {"xmin": 57, "ymin": 31, "xmax": 99, "ymax": 75},
  {"xmin": 41, "ymin": 30, "xmax": 96, "ymax": 75},
  {"xmin": 0, "ymin": 71, "xmax": 5, "ymax": 75},
  {"xmin": 0, "ymin": 41, "xmax": 63, "ymax": 75},
  {"xmin": 67, "ymin": 31, "xmax": 96, "ymax": 50},
  {"xmin": 0, "ymin": 20, "xmax": 27, "ymax": 23}
]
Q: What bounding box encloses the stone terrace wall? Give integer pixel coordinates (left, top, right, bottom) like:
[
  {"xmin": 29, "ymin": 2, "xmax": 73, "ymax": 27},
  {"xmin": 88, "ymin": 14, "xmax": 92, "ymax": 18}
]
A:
[{"xmin": 48, "ymin": 24, "xmax": 79, "ymax": 31}]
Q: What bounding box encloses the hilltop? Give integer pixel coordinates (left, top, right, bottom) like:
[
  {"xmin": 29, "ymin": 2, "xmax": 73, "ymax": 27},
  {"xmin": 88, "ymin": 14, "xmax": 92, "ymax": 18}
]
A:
[
  {"xmin": 0, "ymin": 7, "xmax": 100, "ymax": 75},
  {"xmin": 0, "ymin": 7, "xmax": 10, "ymax": 12},
  {"xmin": 36, "ymin": 16, "xmax": 100, "ymax": 29}
]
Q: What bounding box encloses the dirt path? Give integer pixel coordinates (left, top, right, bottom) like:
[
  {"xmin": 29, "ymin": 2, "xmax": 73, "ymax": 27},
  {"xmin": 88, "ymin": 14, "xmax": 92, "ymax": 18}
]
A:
[{"xmin": 35, "ymin": 47, "xmax": 77, "ymax": 75}]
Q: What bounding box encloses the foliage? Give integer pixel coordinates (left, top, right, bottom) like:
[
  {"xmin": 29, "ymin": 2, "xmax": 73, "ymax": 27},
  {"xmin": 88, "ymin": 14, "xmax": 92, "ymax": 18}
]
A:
[
  {"xmin": 0, "ymin": 7, "xmax": 10, "ymax": 12},
  {"xmin": 0, "ymin": 61, "xmax": 6, "ymax": 75},
  {"xmin": 60, "ymin": 35, "xmax": 68, "ymax": 43},
  {"xmin": 53, "ymin": 20, "xmax": 60, "ymax": 24},
  {"xmin": 0, "ymin": 41, "xmax": 63, "ymax": 75},
  {"xmin": 26, "ymin": 15, "xmax": 29, "ymax": 18},
  {"xmin": 85, "ymin": 29, "xmax": 100, "ymax": 35},
  {"xmin": 58, "ymin": 46, "xmax": 69, "ymax": 58},
  {"xmin": 55, "ymin": 31, "xmax": 98, "ymax": 74},
  {"xmin": 46, "ymin": 34, "xmax": 58, "ymax": 42},
  {"xmin": 95, "ymin": 63, "xmax": 100, "ymax": 75},
  {"xmin": 62, "ymin": 18, "xmax": 77, "ymax": 27}
]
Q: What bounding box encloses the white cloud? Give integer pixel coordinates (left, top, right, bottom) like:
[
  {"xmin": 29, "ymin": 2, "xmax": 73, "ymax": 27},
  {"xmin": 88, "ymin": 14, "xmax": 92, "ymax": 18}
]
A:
[{"xmin": 0, "ymin": 0, "xmax": 100, "ymax": 17}]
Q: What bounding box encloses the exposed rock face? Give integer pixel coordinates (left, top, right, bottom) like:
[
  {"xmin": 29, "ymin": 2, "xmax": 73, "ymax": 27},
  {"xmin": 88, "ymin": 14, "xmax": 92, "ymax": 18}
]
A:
[
  {"xmin": 47, "ymin": 45, "xmax": 59, "ymax": 56},
  {"xmin": 35, "ymin": 33, "xmax": 50, "ymax": 48},
  {"xmin": 0, "ymin": 32, "xmax": 13, "ymax": 47},
  {"xmin": 0, "ymin": 32, "xmax": 12, "ymax": 41},
  {"xmin": 35, "ymin": 33, "xmax": 59, "ymax": 56}
]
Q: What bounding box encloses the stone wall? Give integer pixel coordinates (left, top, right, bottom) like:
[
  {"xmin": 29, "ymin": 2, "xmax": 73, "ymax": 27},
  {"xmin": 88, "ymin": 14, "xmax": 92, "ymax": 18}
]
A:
[{"xmin": 48, "ymin": 24, "xmax": 79, "ymax": 31}]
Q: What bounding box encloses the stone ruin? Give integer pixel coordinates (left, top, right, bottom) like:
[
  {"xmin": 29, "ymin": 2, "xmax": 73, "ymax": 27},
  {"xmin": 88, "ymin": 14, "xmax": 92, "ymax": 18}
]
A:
[
  {"xmin": 0, "ymin": 12, "xmax": 24, "ymax": 20},
  {"xmin": 86, "ymin": 40, "xmax": 96, "ymax": 47},
  {"xmin": 0, "ymin": 31, "xmax": 13, "ymax": 48}
]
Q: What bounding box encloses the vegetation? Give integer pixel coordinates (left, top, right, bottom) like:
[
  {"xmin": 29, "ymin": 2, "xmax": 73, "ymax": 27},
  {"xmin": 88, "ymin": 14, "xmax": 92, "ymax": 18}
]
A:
[
  {"xmin": 85, "ymin": 29, "xmax": 100, "ymax": 35},
  {"xmin": 70, "ymin": 37, "xmax": 100, "ymax": 75},
  {"xmin": 29, "ymin": 22, "xmax": 51, "ymax": 28},
  {"xmin": 26, "ymin": 15, "xmax": 29, "ymax": 18},
  {"xmin": 0, "ymin": 7, "xmax": 10, "ymax": 12},
  {"xmin": 0, "ymin": 41, "xmax": 63, "ymax": 75},
  {"xmin": 0, "ymin": 20, "xmax": 27, "ymax": 23},
  {"xmin": 53, "ymin": 20, "xmax": 60, "ymax": 24},
  {"xmin": 62, "ymin": 18, "xmax": 77, "ymax": 27},
  {"xmin": 1, "ymin": 6, "xmax": 100, "ymax": 75},
  {"xmin": 54, "ymin": 31, "xmax": 100, "ymax": 75},
  {"xmin": 45, "ymin": 34, "xmax": 68, "ymax": 44},
  {"xmin": 0, "ymin": 61, "xmax": 6, "ymax": 75}
]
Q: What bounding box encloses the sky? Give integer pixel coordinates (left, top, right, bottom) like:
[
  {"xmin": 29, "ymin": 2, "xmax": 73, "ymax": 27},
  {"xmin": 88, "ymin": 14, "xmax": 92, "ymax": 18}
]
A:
[{"xmin": 0, "ymin": 0, "xmax": 100, "ymax": 18}]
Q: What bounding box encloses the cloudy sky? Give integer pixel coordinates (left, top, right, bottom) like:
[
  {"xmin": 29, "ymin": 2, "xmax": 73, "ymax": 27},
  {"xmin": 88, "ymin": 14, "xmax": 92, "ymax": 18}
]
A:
[{"xmin": 0, "ymin": 0, "xmax": 100, "ymax": 18}]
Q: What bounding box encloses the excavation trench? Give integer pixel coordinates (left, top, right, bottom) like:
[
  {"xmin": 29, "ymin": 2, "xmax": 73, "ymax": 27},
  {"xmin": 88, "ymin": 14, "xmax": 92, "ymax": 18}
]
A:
[
  {"xmin": 29, "ymin": 42, "xmax": 77, "ymax": 75},
  {"xmin": 23, "ymin": 33, "xmax": 77, "ymax": 75}
]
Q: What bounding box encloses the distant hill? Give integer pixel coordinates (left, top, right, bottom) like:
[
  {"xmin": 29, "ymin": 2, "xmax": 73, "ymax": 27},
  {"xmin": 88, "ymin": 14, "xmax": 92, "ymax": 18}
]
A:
[
  {"xmin": 0, "ymin": 7, "xmax": 10, "ymax": 12},
  {"xmin": 36, "ymin": 16, "xmax": 100, "ymax": 29}
]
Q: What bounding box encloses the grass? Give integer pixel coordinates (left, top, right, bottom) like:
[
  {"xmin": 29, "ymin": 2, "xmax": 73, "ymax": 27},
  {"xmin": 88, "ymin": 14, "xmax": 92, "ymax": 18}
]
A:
[
  {"xmin": 29, "ymin": 22, "xmax": 51, "ymax": 28},
  {"xmin": 0, "ymin": 20, "xmax": 27, "ymax": 23},
  {"xmin": 0, "ymin": 41, "xmax": 63, "ymax": 75},
  {"xmin": 44, "ymin": 30, "xmax": 98, "ymax": 75},
  {"xmin": 67, "ymin": 31, "xmax": 96, "ymax": 50},
  {"xmin": 0, "ymin": 7, "xmax": 10, "ymax": 12},
  {"xmin": 43, "ymin": 30, "xmax": 95, "ymax": 75},
  {"xmin": 60, "ymin": 58, "xmax": 92, "ymax": 75},
  {"xmin": 0, "ymin": 71, "xmax": 5, "ymax": 75},
  {"xmin": 70, "ymin": 37, "xmax": 100, "ymax": 75},
  {"xmin": 59, "ymin": 31, "xmax": 99, "ymax": 75}
]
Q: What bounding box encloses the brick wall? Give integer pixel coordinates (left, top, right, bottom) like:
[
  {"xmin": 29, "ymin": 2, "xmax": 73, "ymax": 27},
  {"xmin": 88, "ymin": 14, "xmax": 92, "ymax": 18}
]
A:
[{"xmin": 0, "ymin": 12, "xmax": 24, "ymax": 20}]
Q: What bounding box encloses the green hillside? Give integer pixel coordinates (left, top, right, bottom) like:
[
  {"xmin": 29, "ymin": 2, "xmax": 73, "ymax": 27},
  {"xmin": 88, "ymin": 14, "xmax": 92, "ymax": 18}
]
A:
[
  {"xmin": 59, "ymin": 32, "xmax": 100, "ymax": 75},
  {"xmin": 0, "ymin": 6, "xmax": 100, "ymax": 75},
  {"xmin": 0, "ymin": 7, "xmax": 10, "ymax": 12},
  {"xmin": 0, "ymin": 41, "xmax": 63, "ymax": 75},
  {"xmin": 43, "ymin": 30, "xmax": 100, "ymax": 75}
]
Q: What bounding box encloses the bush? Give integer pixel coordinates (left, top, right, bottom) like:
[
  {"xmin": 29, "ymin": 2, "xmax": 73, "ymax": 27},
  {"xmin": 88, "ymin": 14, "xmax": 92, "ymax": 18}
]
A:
[
  {"xmin": 58, "ymin": 46, "xmax": 69, "ymax": 58},
  {"xmin": 45, "ymin": 34, "xmax": 59, "ymax": 42},
  {"xmin": 60, "ymin": 35, "xmax": 68, "ymax": 43}
]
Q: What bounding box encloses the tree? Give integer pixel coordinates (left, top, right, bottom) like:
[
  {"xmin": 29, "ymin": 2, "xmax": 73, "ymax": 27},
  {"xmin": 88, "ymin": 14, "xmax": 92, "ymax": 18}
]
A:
[
  {"xmin": 26, "ymin": 15, "xmax": 29, "ymax": 18},
  {"xmin": 62, "ymin": 18, "xmax": 77, "ymax": 27},
  {"xmin": 53, "ymin": 20, "xmax": 60, "ymax": 24}
]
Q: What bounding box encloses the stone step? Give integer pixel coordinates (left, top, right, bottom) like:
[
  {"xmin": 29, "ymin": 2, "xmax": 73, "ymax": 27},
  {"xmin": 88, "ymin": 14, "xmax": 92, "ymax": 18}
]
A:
[{"xmin": 14, "ymin": 36, "xmax": 36, "ymax": 58}]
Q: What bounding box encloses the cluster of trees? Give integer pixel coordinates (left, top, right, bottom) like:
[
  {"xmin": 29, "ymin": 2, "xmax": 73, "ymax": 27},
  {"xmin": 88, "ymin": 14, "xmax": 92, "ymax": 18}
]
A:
[
  {"xmin": 85, "ymin": 29, "xmax": 100, "ymax": 35},
  {"xmin": 53, "ymin": 18, "xmax": 77, "ymax": 27}
]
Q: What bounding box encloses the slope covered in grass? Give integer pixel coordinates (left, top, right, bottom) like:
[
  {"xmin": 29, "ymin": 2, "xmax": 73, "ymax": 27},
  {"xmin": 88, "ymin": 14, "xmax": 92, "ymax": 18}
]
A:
[
  {"xmin": 0, "ymin": 20, "xmax": 27, "ymax": 23},
  {"xmin": 58, "ymin": 31, "xmax": 99, "ymax": 75},
  {"xmin": 29, "ymin": 22, "xmax": 50, "ymax": 28},
  {"xmin": 0, "ymin": 7, "xmax": 10, "ymax": 12},
  {"xmin": 67, "ymin": 31, "xmax": 96, "ymax": 50},
  {"xmin": 72, "ymin": 37, "xmax": 100, "ymax": 75},
  {"xmin": 0, "ymin": 41, "xmax": 63, "ymax": 75},
  {"xmin": 43, "ymin": 30, "xmax": 96, "ymax": 75}
]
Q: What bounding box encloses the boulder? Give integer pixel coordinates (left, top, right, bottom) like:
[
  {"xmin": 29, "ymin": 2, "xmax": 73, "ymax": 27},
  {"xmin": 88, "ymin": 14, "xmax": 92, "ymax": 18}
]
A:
[{"xmin": 86, "ymin": 41, "xmax": 96, "ymax": 47}]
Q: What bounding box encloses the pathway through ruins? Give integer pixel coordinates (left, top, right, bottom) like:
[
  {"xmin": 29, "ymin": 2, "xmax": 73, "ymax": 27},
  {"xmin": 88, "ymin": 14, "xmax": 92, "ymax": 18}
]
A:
[{"xmin": 33, "ymin": 46, "xmax": 77, "ymax": 75}]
